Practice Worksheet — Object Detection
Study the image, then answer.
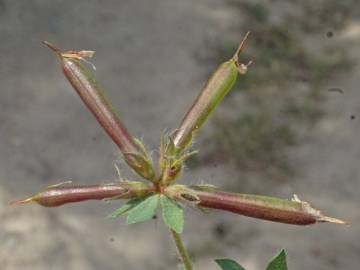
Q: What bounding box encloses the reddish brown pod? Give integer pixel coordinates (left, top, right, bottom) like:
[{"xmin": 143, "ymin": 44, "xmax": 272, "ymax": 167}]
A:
[
  {"xmin": 43, "ymin": 41, "xmax": 155, "ymax": 181},
  {"xmin": 12, "ymin": 181, "xmax": 151, "ymax": 207},
  {"xmin": 189, "ymin": 187, "xmax": 345, "ymax": 225}
]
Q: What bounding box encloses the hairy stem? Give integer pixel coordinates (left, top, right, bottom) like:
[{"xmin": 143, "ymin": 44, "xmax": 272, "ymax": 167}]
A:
[{"xmin": 170, "ymin": 229, "xmax": 193, "ymax": 270}]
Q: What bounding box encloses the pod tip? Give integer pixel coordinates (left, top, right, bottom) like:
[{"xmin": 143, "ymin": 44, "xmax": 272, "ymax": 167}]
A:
[
  {"xmin": 10, "ymin": 197, "xmax": 34, "ymax": 206},
  {"xmin": 42, "ymin": 41, "xmax": 62, "ymax": 56},
  {"xmin": 318, "ymin": 215, "xmax": 346, "ymax": 225},
  {"xmin": 233, "ymin": 31, "xmax": 251, "ymax": 61}
]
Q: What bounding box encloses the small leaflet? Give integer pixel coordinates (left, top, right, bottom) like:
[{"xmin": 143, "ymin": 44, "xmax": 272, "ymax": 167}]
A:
[
  {"xmin": 266, "ymin": 250, "xmax": 287, "ymax": 270},
  {"xmin": 126, "ymin": 195, "xmax": 159, "ymax": 224},
  {"xmin": 160, "ymin": 195, "xmax": 184, "ymax": 234},
  {"xmin": 107, "ymin": 197, "xmax": 146, "ymax": 218},
  {"xmin": 215, "ymin": 259, "xmax": 246, "ymax": 270}
]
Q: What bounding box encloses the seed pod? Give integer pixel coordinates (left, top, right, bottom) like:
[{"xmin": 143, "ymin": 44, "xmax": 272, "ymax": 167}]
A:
[
  {"xmin": 43, "ymin": 42, "xmax": 155, "ymax": 181},
  {"xmin": 189, "ymin": 187, "xmax": 345, "ymax": 225},
  {"xmin": 12, "ymin": 181, "xmax": 151, "ymax": 207},
  {"xmin": 173, "ymin": 32, "xmax": 252, "ymax": 151}
]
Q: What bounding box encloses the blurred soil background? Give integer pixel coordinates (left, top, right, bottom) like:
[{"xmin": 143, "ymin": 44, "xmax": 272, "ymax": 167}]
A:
[{"xmin": 0, "ymin": 0, "xmax": 359, "ymax": 269}]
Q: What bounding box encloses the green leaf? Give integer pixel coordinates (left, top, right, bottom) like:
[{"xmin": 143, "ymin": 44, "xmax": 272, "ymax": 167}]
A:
[
  {"xmin": 266, "ymin": 250, "xmax": 287, "ymax": 270},
  {"xmin": 160, "ymin": 195, "xmax": 184, "ymax": 234},
  {"xmin": 126, "ymin": 194, "xmax": 159, "ymax": 224},
  {"xmin": 215, "ymin": 259, "xmax": 246, "ymax": 270},
  {"xmin": 107, "ymin": 197, "xmax": 146, "ymax": 218}
]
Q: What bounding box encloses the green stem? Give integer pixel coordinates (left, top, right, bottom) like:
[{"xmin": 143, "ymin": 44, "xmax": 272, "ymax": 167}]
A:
[{"xmin": 170, "ymin": 229, "xmax": 193, "ymax": 270}]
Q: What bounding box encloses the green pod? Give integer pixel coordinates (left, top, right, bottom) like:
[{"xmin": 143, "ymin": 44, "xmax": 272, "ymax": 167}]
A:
[{"xmin": 173, "ymin": 32, "xmax": 251, "ymax": 151}]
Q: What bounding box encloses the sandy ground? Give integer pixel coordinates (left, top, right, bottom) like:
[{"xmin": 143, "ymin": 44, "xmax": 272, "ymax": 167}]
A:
[{"xmin": 0, "ymin": 1, "xmax": 359, "ymax": 270}]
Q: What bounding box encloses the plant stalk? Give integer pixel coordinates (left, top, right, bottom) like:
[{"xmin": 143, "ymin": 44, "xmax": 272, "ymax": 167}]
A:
[{"xmin": 170, "ymin": 229, "xmax": 193, "ymax": 270}]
